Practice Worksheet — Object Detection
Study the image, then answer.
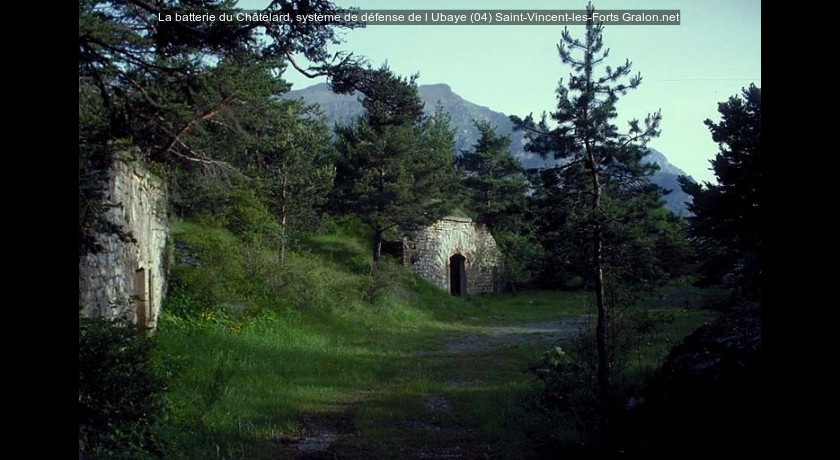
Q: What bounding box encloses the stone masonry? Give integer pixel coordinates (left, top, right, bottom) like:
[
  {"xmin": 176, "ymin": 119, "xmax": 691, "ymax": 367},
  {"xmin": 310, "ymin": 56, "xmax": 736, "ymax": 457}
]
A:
[
  {"xmin": 79, "ymin": 160, "xmax": 168, "ymax": 329},
  {"xmin": 402, "ymin": 216, "xmax": 499, "ymax": 295}
]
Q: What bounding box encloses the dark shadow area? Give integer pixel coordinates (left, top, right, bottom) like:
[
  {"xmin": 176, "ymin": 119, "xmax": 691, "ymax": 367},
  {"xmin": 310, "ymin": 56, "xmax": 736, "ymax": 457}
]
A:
[
  {"xmin": 614, "ymin": 306, "xmax": 761, "ymax": 457},
  {"xmin": 450, "ymin": 254, "xmax": 466, "ymax": 296}
]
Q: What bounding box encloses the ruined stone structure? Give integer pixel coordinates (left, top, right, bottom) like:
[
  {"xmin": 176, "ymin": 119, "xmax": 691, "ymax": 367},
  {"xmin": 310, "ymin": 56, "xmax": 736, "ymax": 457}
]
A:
[
  {"xmin": 79, "ymin": 160, "xmax": 168, "ymax": 329},
  {"xmin": 400, "ymin": 217, "xmax": 500, "ymax": 295}
]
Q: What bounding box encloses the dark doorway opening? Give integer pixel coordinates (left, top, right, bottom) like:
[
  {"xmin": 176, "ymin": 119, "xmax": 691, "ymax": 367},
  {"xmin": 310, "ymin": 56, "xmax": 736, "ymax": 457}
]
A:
[
  {"xmin": 134, "ymin": 267, "xmax": 148, "ymax": 327},
  {"xmin": 450, "ymin": 254, "xmax": 467, "ymax": 296}
]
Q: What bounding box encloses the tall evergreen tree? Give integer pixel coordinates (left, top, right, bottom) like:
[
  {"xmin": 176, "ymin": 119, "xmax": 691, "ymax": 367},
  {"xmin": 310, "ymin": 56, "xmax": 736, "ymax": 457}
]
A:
[
  {"xmin": 140, "ymin": 53, "xmax": 338, "ymax": 262},
  {"xmin": 79, "ymin": 0, "xmax": 363, "ymax": 256},
  {"xmin": 79, "ymin": 0, "xmax": 359, "ymax": 165},
  {"xmin": 679, "ymin": 84, "xmax": 761, "ymax": 299},
  {"xmin": 511, "ymin": 2, "xmax": 663, "ymax": 422},
  {"xmin": 235, "ymin": 94, "xmax": 337, "ymax": 264},
  {"xmin": 330, "ymin": 67, "xmax": 460, "ymax": 264},
  {"xmin": 456, "ymin": 121, "xmax": 528, "ymax": 230},
  {"xmin": 456, "ymin": 121, "xmax": 537, "ymax": 292}
]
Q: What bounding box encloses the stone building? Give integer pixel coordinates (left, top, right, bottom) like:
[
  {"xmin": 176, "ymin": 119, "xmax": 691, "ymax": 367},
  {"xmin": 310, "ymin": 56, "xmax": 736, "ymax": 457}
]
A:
[
  {"xmin": 79, "ymin": 160, "xmax": 168, "ymax": 329},
  {"xmin": 396, "ymin": 216, "xmax": 500, "ymax": 295}
]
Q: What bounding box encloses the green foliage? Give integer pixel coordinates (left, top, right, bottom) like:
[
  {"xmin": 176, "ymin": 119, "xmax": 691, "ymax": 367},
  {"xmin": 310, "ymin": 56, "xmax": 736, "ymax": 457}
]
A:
[
  {"xmin": 79, "ymin": 317, "xmax": 168, "ymax": 459},
  {"xmin": 79, "ymin": 0, "xmax": 359, "ymax": 162},
  {"xmin": 200, "ymin": 355, "xmax": 236, "ymax": 416},
  {"xmin": 456, "ymin": 121, "xmax": 538, "ymax": 290},
  {"xmin": 530, "ymin": 346, "xmax": 593, "ymax": 414},
  {"xmin": 679, "ymin": 84, "xmax": 761, "ymax": 298},
  {"xmin": 529, "ymin": 307, "xmax": 676, "ymax": 405},
  {"xmin": 166, "ymin": 218, "xmax": 401, "ymax": 326},
  {"xmin": 510, "ymin": 4, "xmax": 672, "ymax": 416},
  {"xmin": 156, "ymin": 217, "xmax": 466, "ymax": 457},
  {"xmin": 322, "ymin": 214, "xmax": 377, "ymax": 242},
  {"xmin": 609, "ymin": 309, "xmax": 676, "ymax": 381},
  {"xmin": 79, "ymin": 0, "xmax": 362, "ymax": 257},
  {"xmin": 164, "ymin": 59, "xmax": 338, "ymax": 256},
  {"xmin": 565, "ymin": 276, "xmax": 585, "ymax": 290},
  {"xmin": 523, "ymin": 287, "xmax": 714, "ymax": 453},
  {"xmin": 419, "ymin": 105, "xmax": 467, "ymax": 212},
  {"xmin": 167, "ymin": 222, "xmax": 285, "ymax": 321},
  {"xmin": 156, "ymin": 212, "xmax": 720, "ymax": 457},
  {"xmin": 332, "ymin": 121, "xmax": 429, "ymax": 231},
  {"xmin": 494, "ymin": 229, "xmax": 544, "ymax": 291},
  {"xmin": 456, "ymin": 121, "xmax": 528, "ymax": 230},
  {"xmin": 615, "ymin": 305, "xmax": 760, "ymax": 456},
  {"xmin": 168, "ymin": 220, "xmax": 354, "ymax": 322},
  {"xmin": 177, "ymin": 177, "xmax": 283, "ymax": 246},
  {"xmin": 330, "ymin": 69, "xmax": 461, "ymax": 262},
  {"xmin": 509, "ymin": 4, "xmax": 691, "ymax": 345},
  {"xmin": 363, "ymin": 257, "xmax": 401, "ymax": 301},
  {"xmin": 360, "ymin": 65, "xmax": 426, "ymax": 128},
  {"xmin": 527, "ymin": 167, "xmax": 691, "ymax": 291}
]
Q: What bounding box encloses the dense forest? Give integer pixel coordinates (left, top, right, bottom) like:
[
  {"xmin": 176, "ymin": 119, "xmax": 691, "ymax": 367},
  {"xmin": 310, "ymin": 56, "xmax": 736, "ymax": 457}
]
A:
[{"xmin": 79, "ymin": 1, "xmax": 760, "ymax": 458}]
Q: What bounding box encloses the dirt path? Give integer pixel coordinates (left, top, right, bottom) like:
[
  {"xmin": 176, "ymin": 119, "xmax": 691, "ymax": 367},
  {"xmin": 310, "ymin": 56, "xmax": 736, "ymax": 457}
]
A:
[
  {"xmin": 441, "ymin": 316, "xmax": 592, "ymax": 354},
  {"xmin": 279, "ymin": 315, "xmax": 592, "ymax": 459}
]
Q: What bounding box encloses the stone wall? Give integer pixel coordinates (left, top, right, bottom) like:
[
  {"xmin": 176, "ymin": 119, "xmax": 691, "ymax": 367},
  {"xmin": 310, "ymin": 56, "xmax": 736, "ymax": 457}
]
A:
[
  {"xmin": 79, "ymin": 160, "xmax": 168, "ymax": 329},
  {"xmin": 405, "ymin": 217, "xmax": 499, "ymax": 295}
]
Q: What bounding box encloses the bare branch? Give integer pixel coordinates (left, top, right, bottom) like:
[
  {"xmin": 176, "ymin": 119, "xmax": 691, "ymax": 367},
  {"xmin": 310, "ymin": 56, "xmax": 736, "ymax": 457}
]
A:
[
  {"xmin": 538, "ymin": 158, "xmax": 587, "ymax": 173},
  {"xmin": 159, "ymin": 96, "xmax": 237, "ymax": 158},
  {"xmin": 280, "ymin": 45, "xmax": 327, "ymax": 78},
  {"xmin": 168, "ymin": 136, "xmax": 235, "ymax": 172}
]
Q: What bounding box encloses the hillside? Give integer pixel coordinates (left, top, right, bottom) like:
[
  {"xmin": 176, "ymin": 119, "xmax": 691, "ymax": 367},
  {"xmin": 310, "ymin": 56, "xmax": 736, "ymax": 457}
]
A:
[
  {"xmin": 144, "ymin": 219, "xmax": 720, "ymax": 458},
  {"xmin": 285, "ymin": 82, "xmax": 694, "ymax": 215}
]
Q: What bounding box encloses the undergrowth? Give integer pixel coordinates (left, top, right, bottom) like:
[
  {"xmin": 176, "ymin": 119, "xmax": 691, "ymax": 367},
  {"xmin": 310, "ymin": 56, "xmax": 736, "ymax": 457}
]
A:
[{"xmin": 82, "ymin": 217, "xmax": 722, "ymax": 459}]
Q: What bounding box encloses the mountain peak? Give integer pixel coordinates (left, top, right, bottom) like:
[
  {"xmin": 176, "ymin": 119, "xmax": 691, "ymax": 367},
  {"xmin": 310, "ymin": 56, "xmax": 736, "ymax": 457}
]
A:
[
  {"xmin": 421, "ymin": 83, "xmax": 453, "ymax": 92},
  {"xmin": 419, "ymin": 84, "xmax": 462, "ymax": 105},
  {"xmin": 646, "ymin": 148, "xmax": 693, "ymax": 180},
  {"xmin": 291, "ymin": 82, "xmax": 456, "ymax": 95}
]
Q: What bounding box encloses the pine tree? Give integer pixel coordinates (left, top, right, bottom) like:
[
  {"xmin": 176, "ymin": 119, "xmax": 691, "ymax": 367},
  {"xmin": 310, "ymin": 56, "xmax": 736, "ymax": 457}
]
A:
[
  {"xmin": 243, "ymin": 97, "xmax": 337, "ymax": 265},
  {"xmin": 456, "ymin": 121, "xmax": 528, "ymax": 230},
  {"xmin": 79, "ymin": 0, "xmax": 368, "ymax": 256},
  {"xmin": 679, "ymin": 84, "xmax": 761, "ymax": 299},
  {"xmin": 511, "ymin": 2, "xmax": 662, "ymax": 424},
  {"xmin": 330, "ymin": 67, "xmax": 460, "ymax": 264},
  {"xmin": 456, "ymin": 121, "xmax": 538, "ymax": 292}
]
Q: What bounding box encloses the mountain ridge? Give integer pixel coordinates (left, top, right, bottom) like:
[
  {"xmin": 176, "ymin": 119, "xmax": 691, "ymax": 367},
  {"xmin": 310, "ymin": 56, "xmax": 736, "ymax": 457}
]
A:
[{"xmin": 284, "ymin": 82, "xmax": 693, "ymax": 215}]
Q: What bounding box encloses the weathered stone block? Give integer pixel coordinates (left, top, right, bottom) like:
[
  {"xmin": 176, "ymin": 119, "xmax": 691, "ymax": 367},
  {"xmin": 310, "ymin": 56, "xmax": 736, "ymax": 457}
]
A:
[
  {"xmin": 400, "ymin": 217, "xmax": 500, "ymax": 295},
  {"xmin": 79, "ymin": 160, "xmax": 168, "ymax": 329}
]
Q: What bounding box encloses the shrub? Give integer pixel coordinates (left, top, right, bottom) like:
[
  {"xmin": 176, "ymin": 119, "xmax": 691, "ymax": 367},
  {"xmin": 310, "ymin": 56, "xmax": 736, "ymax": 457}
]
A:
[
  {"xmin": 168, "ymin": 223, "xmax": 286, "ymax": 318},
  {"xmin": 79, "ymin": 316, "xmax": 168, "ymax": 459},
  {"xmin": 525, "ymin": 306, "xmax": 678, "ymax": 453},
  {"xmin": 564, "ymin": 275, "xmax": 585, "ymax": 290},
  {"xmin": 525, "ymin": 345, "xmax": 601, "ymax": 452},
  {"xmin": 179, "ymin": 177, "xmax": 282, "ymax": 247}
]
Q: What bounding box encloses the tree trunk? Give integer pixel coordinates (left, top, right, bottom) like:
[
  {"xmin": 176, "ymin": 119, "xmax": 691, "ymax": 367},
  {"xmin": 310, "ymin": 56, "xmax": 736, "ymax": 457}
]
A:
[
  {"xmin": 373, "ymin": 228, "xmax": 383, "ymax": 268},
  {"xmin": 280, "ymin": 211, "xmax": 287, "ymax": 266},
  {"xmin": 594, "ymin": 228, "xmax": 608, "ymax": 401},
  {"xmin": 279, "ymin": 174, "xmax": 288, "ymax": 267},
  {"xmin": 587, "ymin": 145, "xmax": 610, "ymax": 436}
]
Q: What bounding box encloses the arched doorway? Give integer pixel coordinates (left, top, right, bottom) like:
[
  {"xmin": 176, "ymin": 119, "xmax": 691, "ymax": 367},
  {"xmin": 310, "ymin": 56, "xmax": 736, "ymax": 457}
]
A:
[{"xmin": 450, "ymin": 254, "xmax": 467, "ymax": 296}]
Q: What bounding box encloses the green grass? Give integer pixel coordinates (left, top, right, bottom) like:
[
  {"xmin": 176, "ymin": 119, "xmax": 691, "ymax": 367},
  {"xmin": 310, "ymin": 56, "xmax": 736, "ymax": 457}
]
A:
[
  {"xmin": 620, "ymin": 284, "xmax": 723, "ymax": 374},
  {"xmin": 155, "ymin": 221, "xmax": 723, "ymax": 458}
]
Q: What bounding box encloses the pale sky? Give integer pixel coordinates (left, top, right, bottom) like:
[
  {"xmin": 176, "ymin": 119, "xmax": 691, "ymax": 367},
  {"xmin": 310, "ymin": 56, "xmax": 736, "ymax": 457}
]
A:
[{"xmin": 241, "ymin": 0, "xmax": 761, "ymax": 184}]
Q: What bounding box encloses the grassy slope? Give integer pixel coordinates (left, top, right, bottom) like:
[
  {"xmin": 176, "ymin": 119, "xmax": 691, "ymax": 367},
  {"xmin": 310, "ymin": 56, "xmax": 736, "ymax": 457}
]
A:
[{"xmin": 156, "ymin": 221, "xmax": 720, "ymax": 458}]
